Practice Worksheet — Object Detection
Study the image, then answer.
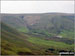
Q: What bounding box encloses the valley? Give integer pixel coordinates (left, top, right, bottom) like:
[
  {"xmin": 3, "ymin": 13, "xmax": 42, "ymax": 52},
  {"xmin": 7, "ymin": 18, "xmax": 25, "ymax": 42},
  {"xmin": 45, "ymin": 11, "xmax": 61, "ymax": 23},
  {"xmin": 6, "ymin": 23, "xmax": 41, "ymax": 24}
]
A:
[{"xmin": 1, "ymin": 13, "xmax": 74, "ymax": 55}]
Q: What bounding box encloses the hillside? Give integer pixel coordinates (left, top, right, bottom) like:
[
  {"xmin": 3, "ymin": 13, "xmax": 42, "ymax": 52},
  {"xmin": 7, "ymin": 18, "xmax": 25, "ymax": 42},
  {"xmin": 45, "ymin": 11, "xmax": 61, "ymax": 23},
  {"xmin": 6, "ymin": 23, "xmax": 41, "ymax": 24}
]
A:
[
  {"xmin": 1, "ymin": 13, "xmax": 74, "ymax": 39},
  {"xmin": 1, "ymin": 13, "xmax": 74, "ymax": 55},
  {"xmin": 1, "ymin": 22, "xmax": 34, "ymax": 55}
]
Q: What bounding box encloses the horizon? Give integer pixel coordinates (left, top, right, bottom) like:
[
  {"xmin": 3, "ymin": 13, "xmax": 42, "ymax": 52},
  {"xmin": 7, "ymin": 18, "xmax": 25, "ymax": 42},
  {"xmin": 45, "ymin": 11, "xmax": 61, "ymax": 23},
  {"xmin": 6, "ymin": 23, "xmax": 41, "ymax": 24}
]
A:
[{"xmin": 1, "ymin": 12, "xmax": 75, "ymax": 14}]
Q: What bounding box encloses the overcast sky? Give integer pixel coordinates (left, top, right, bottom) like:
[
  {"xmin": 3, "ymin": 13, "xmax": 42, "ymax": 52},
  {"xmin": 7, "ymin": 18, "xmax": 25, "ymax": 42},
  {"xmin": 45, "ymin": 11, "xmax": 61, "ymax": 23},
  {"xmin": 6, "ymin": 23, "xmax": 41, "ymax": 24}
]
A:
[{"xmin": 1, "ymin": 1, "xmax": 74, "ymax": 13}]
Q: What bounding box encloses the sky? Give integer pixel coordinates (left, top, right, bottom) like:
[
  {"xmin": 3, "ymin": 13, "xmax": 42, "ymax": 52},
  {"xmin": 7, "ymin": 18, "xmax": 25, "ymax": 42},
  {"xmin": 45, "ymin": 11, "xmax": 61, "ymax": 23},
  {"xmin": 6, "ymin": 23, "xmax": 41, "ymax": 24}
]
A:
[{"xmin": 1, "ymin": 1, "xmax": 74, "ymax": 13}]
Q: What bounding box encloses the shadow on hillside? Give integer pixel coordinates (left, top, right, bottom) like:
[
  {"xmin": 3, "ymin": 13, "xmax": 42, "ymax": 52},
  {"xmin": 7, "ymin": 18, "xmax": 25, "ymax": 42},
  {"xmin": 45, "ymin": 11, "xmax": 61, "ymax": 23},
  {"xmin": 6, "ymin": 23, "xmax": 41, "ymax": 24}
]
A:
[{"xmin": 18, "ymin": 52, "xmax": 34, "ymax": 55}]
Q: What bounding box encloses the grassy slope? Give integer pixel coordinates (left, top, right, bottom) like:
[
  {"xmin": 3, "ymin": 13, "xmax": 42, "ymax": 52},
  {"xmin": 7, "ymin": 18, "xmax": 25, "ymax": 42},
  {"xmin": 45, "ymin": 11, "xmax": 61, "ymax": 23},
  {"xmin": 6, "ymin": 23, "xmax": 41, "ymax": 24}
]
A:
[
  {"xmin": 27, "ymin": 37, "xmax": 74, "ymax": 51},
  {"xmin": 1, "ymin": 22, "xmax": 53, "ymax": 55},
  {"xmin": 1, "ymin": 23, "xmax": 74, "ymax": 55},
  {"xmin": 59, "ymin": 30, "xmax": 74, "ymax": 39},
  {"xmin": 1, "ymin": 22, "xmax": 33, "ymax": 55},
  {"xmin": 18, "ymin": 27, "xmax": 29, "ymax": 33},
  {"xmin": 1, "ymin": 13, "xmax": 74, "ymax": 55}
]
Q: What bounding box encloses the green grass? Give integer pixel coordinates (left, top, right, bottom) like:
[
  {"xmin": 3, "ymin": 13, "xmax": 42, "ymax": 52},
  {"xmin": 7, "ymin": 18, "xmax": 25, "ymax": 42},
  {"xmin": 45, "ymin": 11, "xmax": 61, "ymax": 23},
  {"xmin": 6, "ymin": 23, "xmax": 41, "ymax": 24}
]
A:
[
  {"xmin": 1, "ymin": 39, "xmax": 32, "ymax": 55},
  {"xmin": 31, "ymin": 29, "xmax": 56, "ymax": 37},
  {"xmin": 59, "ymin": 30, "xmax": 74, "ymax": 39},
  {"xmin": 18, "ymin": 27, "xmax": 29, "ymax": 33},
  {"xmin": 27, "ymin": 37, "xmax": 74, "ymax": 50}
]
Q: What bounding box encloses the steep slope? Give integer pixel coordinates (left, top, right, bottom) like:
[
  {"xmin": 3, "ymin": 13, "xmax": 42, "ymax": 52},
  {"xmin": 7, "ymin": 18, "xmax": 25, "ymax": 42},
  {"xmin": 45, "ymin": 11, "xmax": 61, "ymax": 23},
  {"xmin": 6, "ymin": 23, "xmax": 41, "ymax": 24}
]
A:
[
  {"xmin": 1, "ymin": 22, "xmax": 34, "ymax": 55},
  {"xmin": 1, "ymin": 14, "xmax": 29, "ymax": 33}
]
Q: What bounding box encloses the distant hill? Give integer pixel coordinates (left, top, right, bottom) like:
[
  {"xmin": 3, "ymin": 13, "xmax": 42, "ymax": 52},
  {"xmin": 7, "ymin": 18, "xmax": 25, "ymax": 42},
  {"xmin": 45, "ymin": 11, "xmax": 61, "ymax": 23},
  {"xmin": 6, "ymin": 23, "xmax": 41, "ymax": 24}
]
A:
[{"xmin": 1, "ymin": 13, "xmax": 74, "ymax": 38}]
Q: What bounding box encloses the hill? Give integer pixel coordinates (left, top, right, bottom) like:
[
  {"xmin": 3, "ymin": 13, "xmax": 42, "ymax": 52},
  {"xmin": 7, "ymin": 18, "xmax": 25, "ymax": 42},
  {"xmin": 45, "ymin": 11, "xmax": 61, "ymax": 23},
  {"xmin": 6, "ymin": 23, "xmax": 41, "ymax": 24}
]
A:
[
  {"xmin": 1, "ymin": 13, "xmax": 74, "ymax": 39},
  {"xmin": 1, "ymin": 13, "xmax": 74, "ymax": 55}
]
